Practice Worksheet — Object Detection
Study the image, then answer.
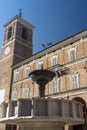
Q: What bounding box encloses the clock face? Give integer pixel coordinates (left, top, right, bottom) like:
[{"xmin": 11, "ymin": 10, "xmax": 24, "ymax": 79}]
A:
[{"xmin": 4, "ymin": 46, "xmax": 10, "ymax": 55}]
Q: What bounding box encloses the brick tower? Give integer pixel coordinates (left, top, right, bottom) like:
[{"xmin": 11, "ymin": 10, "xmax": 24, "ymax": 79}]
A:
[
  {"xmin": 0, "ymin": 15, "xmax": 34, "ymax": 130},
  {"xmin": 0, "ymin": 15, "xmax": 34, "ymax": 104}
]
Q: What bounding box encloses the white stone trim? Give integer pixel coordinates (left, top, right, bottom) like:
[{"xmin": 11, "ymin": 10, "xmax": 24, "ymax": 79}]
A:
[{"xmin": 65, "ymin": 57, "xmax": 87, "ymax": 67}]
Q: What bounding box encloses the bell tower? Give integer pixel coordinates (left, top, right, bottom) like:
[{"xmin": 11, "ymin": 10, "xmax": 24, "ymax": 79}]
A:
[
  {"xmin": 0, "ymin": 16, "xmax": 34, "ymax": 103},
  {"xmin": 2, "ymin": 15, "xmax": 34, "ymax": 64}
]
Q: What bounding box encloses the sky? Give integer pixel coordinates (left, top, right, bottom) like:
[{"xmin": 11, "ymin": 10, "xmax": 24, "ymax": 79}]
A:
[{"xmin": 0, "ymin": 0, "xmax": 87, "ymax": 54}]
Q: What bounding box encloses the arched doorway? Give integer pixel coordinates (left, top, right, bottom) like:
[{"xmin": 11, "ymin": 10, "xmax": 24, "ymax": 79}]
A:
[{"xmin": 69, "ymin": 97, "xmax": 87, "ymax": 130}]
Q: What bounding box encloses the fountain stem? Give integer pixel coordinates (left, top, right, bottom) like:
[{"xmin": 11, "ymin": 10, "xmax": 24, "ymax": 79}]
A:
[{"xmin": 38, "ymin": 84, "xmax": 45, "ymax": 97}]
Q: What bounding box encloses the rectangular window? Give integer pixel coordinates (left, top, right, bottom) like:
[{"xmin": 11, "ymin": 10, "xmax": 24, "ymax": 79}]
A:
[
  {"xmin": 51, "ymin": 55, "xmax": 58, "ymax": 66},
  {"xmin": 49, "ymin": 78, "xmax": 60, "ymax": 94},
  {"xmin": 69, "ymin": 48, "xmax": 76, "ymax": 61},
  {"xmin": 25, "ymin": 67, "xmax": 30, "ymax": 77},
  {"xmin": 14, "ymin": 72, "xmax": 19, "ymax": 81},
  {"xmin": 71, "ymin": 73, "xmax": 79, "ymax": 89},
  {"xmin": 23, "ymin": 87, "xmax": 30, "ymax": 98},
  {"xmin": 13, "ymin": 88, "xmax": 18, "ymax": 100},
  {"xmin": 37, "ymin": 61, "xmax": 43, "ymax": 69}
]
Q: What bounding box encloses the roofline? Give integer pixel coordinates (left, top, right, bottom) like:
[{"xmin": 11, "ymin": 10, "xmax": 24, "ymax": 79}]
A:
[
  {"xmin": 4, "ymin": 15, "xmax": 35, "ymax": 29},
  {"xmin": 12, "ymin": 29, "xmax": 87, "ymax": 69}
]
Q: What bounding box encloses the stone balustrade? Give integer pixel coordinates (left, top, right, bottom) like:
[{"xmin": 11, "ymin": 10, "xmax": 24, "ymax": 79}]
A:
[{"xmin": 0, "ymin": 98, "xmax": 84, "ymax": 125}]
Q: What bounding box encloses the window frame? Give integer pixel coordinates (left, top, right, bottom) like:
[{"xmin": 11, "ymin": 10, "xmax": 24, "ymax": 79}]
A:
[
  {"xmin": 49, "ymin": 77, "xmax": 60, "ymax": 94},
  {"xmin": 22, "ymin": 86, "xmax": 30, "ymax": 98},
  {"xmin": 51, "ymin": 55, "xmax": 58, "ymax": 66},
  {"xmin": 37, "ymin": 61, "xmax": 43, "ymax": 69},
  {"xmin": 14, "ymin": 71, "xmax": 19, "ymax": 82},
  {"xmin": 69, "ymin": 47, "xmax": 76, "ymax": 61},
  {"xmin": 25, "ymin": 67, "xmax": 30, "ymax": 77},
  {"xmin": 71, "ymin": 73, "xmax": 79, "ymax": 89},
  {"xmin": 13, "ymin": 88, "xmax": 18, "ymax": 100}
]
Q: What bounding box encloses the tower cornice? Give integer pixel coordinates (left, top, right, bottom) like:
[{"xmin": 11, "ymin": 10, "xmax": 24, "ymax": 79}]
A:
[{"xmin": 4, "ymin": 15, "xmax": 35, "ymax": 30}]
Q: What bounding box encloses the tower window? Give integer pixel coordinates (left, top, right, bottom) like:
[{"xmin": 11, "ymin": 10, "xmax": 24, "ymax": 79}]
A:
[
  {"xmin": 22, "ymin": 27, "xmax": 27, "ymax": 40},
  {"xmin": 7, "ymin": 26, "xmax": 12, "ymax": 40}
]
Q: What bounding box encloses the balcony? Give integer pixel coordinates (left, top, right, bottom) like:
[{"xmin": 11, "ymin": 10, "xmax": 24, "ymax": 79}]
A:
[
  {"xmin": 0, "ymin": 98, "xmax": 84, "ymax": 125},
  {"xmin": 48, "ymin": 64, "xmax": 69, "ymax": 76}
]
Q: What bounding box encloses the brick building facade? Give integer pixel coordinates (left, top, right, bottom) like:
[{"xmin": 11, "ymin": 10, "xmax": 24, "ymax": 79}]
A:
[{"xmin": 0, "ymin": 16, "xmax": 87, "ymax": 130}]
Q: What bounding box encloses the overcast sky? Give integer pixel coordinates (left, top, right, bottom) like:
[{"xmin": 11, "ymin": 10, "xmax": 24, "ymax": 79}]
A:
[{"xmin": 0, "ymin": 0, "xmax": 87, "ymax": 54}]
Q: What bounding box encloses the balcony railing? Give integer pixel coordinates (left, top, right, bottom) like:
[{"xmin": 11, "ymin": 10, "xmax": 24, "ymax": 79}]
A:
[{"xmin": 48, "ymin": 64, "xmax": 69, "ymax": 76}]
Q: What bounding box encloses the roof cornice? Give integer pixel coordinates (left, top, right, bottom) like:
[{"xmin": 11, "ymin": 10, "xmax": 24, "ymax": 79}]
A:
[{"xmin": 4, "ymin": 15, "xmax": 35, "ymax": 29}]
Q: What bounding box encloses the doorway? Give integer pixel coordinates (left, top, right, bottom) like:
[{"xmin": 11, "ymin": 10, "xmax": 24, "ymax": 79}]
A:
[{"xmin": 69, "ymin": 97, "xmax": 86, "ymax": 130}]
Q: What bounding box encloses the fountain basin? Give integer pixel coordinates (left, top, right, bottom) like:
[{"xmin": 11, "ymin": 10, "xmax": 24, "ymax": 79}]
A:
[
  {"xmin": 0, "ymin": 98, "xmax": 84, "ymax": 130},
  {"xmin": 29, "ymin": 69, "xmax": 55, "ymax": 85}
]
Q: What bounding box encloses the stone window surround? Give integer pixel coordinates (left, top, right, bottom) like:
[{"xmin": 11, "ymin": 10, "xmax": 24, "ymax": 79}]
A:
[
  {"xmin": 37, "ymin": 60, "xmax": 43, "ymax": 69},
  {"xmin": 51, "ymin": 54, "xmax": 58, "ymax": 66},
  {"xmin": 69, "ymin": 47, "xmax": 77, "ymax": 61},
  {"xmin": 71, "ymin": 71, "xmax": 80, "ymax": 89},
  {"xmin": 25, "ymin": 67, "xmax": 30, "ymax": 77}
]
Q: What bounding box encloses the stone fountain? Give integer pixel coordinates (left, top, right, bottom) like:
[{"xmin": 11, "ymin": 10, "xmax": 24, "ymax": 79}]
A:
[{"xmin": 0, "ymin": 69, "xmax": 84, "ymax": 130}]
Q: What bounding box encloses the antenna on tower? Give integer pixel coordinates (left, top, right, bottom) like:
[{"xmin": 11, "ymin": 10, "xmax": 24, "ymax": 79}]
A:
[{"xmin": 19, "ymin": 8, "xmax": 22, "ymax": 17}]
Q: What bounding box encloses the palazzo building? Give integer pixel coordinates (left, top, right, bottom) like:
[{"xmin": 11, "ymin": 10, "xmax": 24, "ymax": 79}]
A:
[{"xmin": 0, "ymin": 16, "xmax": 87, "ymax": 130}]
